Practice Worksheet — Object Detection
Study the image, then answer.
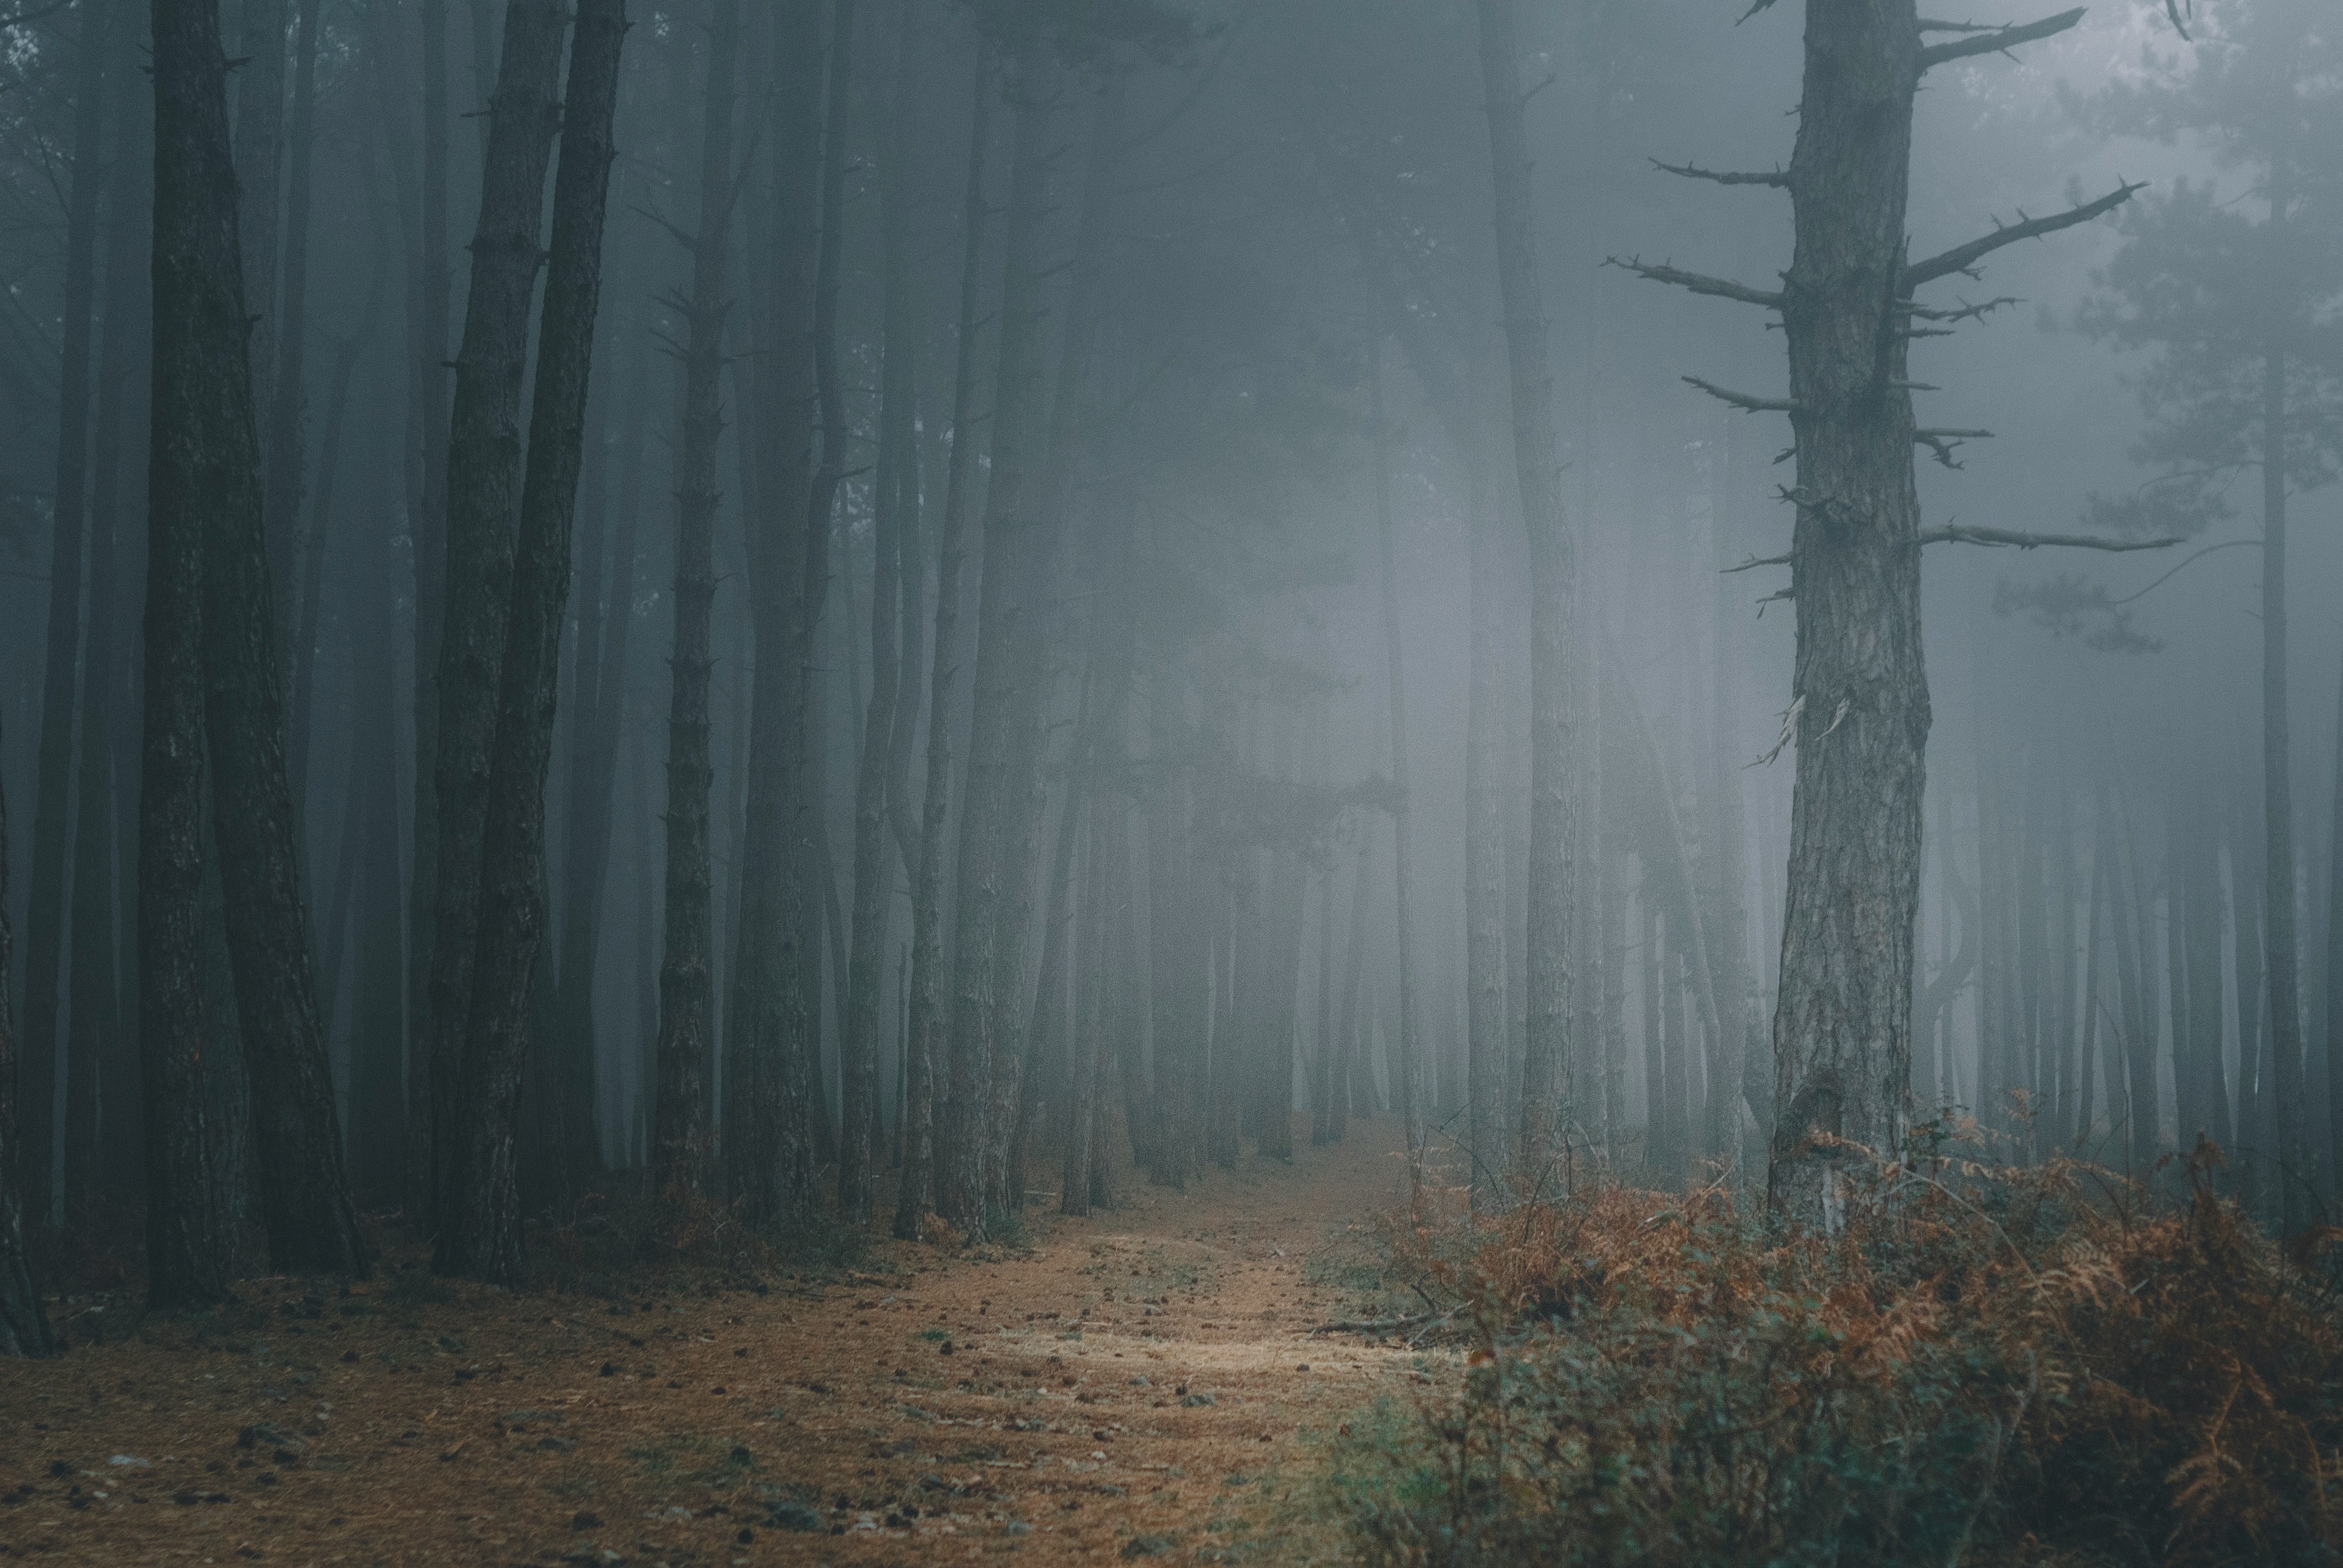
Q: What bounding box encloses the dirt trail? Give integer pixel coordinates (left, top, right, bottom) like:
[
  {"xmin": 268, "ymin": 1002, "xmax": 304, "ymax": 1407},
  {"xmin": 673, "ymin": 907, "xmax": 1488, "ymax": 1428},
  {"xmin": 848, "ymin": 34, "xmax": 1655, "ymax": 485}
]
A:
[{"xmin": 0, "ymin": 1123, "xmax": 1427, "ymax": 1565}]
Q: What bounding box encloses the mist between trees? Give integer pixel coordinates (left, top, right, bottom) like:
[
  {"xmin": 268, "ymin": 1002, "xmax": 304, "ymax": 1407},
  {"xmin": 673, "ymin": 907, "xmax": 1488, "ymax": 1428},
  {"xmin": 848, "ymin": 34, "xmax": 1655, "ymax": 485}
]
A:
[{"xmin": 0, "ymin": 0, "xmax": 2338, "ymax": 1350}]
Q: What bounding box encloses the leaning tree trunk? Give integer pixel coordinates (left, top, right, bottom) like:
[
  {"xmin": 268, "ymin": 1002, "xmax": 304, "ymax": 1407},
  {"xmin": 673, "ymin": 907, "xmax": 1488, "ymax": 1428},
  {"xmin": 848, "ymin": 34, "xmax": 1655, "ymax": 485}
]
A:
[
  {"xmin": 141, "ymin": 0, "xmax": 264, "ymax": 1305},
  {"xmin": 20, "ymin": 0, "xmax": 113, "ymax": 1231},
  {"xmin": 652, "ymin": 0, "xmax": 739, "ymax": 1215},
  {"xmin": 426, "ymin": 0, "xmax": 568, "ymax": 1248},
  {"xmin": 892, "ymin": 39, "xmax": 991, "ymax": 1243},
  {"xmin": 439, "ymin": 0, "xmax": 624, "ymax": 1285},
  {"xmin": 0, "ymin": 710, "xmax": 54, "ymax": 1354},
  {"xmin": 179, "ymin": 2, "xmax": 369, "ymax": 1279},
  {"xmin": 1475, "ymin": 0, "xmax": 1578, "ymax": 1184}
]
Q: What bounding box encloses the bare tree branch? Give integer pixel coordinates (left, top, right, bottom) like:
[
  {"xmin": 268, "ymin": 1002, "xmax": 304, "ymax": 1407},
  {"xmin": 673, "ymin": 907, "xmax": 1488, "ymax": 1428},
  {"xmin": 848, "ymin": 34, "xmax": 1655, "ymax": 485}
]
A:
[
  {"xmin": 1608, "ymin": 256, "xmax": 1783, "ymax": 309},
  {"xmin": 1916, "ymin": 8, "xmax": 2085, "ymax": 71},
  {"xmin": 1904, "ymin": 294, "xmax": 2019, "ymax": 323},
  {"xmin": 1652, "ymin": 158, "xmax": 1789, "ymax": 189},
  {"xmin": 1723, "ymin": 552, "xmax": 1793, "ymax": 573},
  {"xmin": 1915, "ymin": 426, "xmax": 1994, "ymax": 469},
  {"xmin": 1684, "ymin": 374, "xmax": 1798, "ymax": 414},
  {"xmin": 1918, "ymin": 524, "xmax": 2183, "ymax": 552},
  {"xmin": 1904, "ymin": 181, "xmax": 2146, "ymax": 290}
]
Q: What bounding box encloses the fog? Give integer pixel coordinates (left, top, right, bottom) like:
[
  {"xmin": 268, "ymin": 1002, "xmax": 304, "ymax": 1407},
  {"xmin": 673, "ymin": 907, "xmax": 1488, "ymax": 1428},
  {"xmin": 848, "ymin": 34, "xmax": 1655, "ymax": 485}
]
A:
[{"xmin": 1, "ymin": 0, "xmax": 2338, "ymax": 1309}]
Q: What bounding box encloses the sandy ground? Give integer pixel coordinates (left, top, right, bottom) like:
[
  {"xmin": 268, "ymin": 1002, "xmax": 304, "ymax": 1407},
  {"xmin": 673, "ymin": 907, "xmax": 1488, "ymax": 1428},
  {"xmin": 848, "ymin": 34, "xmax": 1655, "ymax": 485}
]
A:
[{"xmin": 0, "ymin": 1120, "xmax": 1435, "ymax": 1566}]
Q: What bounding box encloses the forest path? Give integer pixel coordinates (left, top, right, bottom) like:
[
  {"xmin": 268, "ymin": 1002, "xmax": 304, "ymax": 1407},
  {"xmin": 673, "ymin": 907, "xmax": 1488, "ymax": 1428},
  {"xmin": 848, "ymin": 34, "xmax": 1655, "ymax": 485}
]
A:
[{"xmin": 0, "ymin": 1120, "xmax": 1426, "ymax": 1565}]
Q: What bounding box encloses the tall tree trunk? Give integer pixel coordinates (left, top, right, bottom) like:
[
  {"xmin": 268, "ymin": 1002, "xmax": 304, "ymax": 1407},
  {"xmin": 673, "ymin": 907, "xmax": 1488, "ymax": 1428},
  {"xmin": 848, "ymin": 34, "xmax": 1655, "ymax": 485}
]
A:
[
  {"xmin": 2182, "ymin": 788, "xmax": 2232, "ymax": 1153},
  {"xmin": 1145, "ymin": 666, "xmax": 1205, "ymax": 1185},
  {"xmin": 792, "ymin": 0, "xmax": 859, "ymax": 1200},
  {"xmin": 2260, "ymin": 343, "xmax": 2304, "ymax": 1228},
  {"xmin": 426, "ymin": 0, "xmax": 569, "ymax": 1247},
  {"xmin": 61, "ymin": 418, "xmax": 121, "ymax": 1230},
  {"xmin": 176, "ymin": 2, "xmax": 367, "ymax": 1281},
  {"xmin": 1061, "ymin": 796, "xmax": 1102, "ymax": 1215},
  {"xmin": 2164, "ymin": 799, "xmax": 2197, "ymax": 1148},
  {"xmin": 90, "ymin": 45, "xmax": 152, "ymax": 1213},
  {"xmin": 1367, "ymin": 357, "xmax": 1423, "ymax": 1191},
  {"xmin": 1474, "ymin": 0, "xmax": 1575, "ymax": 1186},
  {"xmin": 939, "ymin": 40, "xmax": 1059, "ymax": 1237},
  {"xmin": 2109, "ymin": 798, "xmax": 2161, "ymax": 1171},
  {"xmin": 654, "ymin": 0, "xmax": 739, "ymax": 1212},
  {"xmin": 974, "ymin": 73, "xmax": 1123, "ymax": 1225},
  {"xmin": 142, "ymin": 0, "xmax": 258, "ymax": 1305},
  {"xmin": 286, "ymin": 248, "xmax": 383, "ymax": 821},
  {"xmin": 0, "ymin": 706, "xmax": 50, "ymax": 1351},
  {"xmin": 552, "ymin": 315, "xmax": 647, "ymax": 1184},
  {"xmin": 1599, "ymin": 817, "xmax": 1628, "ymax": 1165},
  {"xmin": 260, "ymin": 0, "xmax": 322, "ymax": 655},
  {"xmin": 20, "ymin": 0, "xmax": 114, "ymax": 1229},
  {"xmin": 440, "ymin": 0, "xmax": 624, "ymax": 1284},
  {"xmin": 1463, "ymin": 447, "xmax": 1507, "ymax": 1207},
  {"xmin": 725, "ymin": 0, "xmax": 826, "ymax": 1233},
  {"xmin": 841, "ymin": 0, "xmax": 919, "ymax": 1227},
  {"xmin": 1333, "ymin": 832, "xmax": 1371, "ymax": 1139},
  {"xmin": 1640, "ymin": 899, "xmax": 1665, "ymax": 1176},
  {"xmin": 1765, "ymin": 0, "xmax": 1928, "ymax": 1224},
  {"xmin": 344, "ymin": 534, "xmax": 408, "ymax": 1196},
  {"xmin": 2324, "ymin": 629, "xmax": 2343, "ymax": 1197},
  {"xmin": 892, "ymin": 38, "xmax": 991, "ymax": 1241},
  {"xmin": 374, "ymin": 0, "xmax": 455, "ymax": 1222},
  {"xmin": 234, "ymin": 0, "xmax": 287, "ymax": 442},
  {"xmin": 2076, "ymin": 817, "xmax": 2105, "ymax": 1148}
]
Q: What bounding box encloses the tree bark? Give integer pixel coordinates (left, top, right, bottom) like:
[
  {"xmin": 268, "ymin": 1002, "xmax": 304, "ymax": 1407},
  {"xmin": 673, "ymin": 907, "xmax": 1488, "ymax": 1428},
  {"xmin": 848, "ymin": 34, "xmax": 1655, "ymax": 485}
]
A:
[
  {"xmin": 20, "ymin": 0, "xmax": 114, "ymax": 1230},
  {"xmin": 344, "ymin": 532, "xmax": 408, "ymax": 1196},
  {"xmin": 87, "ymin": 41, "xmax": 152, "ymax": 1213},
  {"xmin": 1766, "ymin": 0, "xmax": 1928, "ymax": 1225},
  {"xmin": 142, "ymin": 0, "xmax": 259, "ymax": 1305},
  {"xmin": 427, "ymin": 0, "xmax": 569, "ymax": 1247},
  {"xmin": 724, "ymin": 0, "xmax": 825, "ymax": 1233},
  {"xmin": 62, "ymin": 403, "xmax": 122, "ymax": 1230},
  {"xmin": 1367, "ymin": 356, "xmax": 1423, "ymax": 1192},
  {"xmin": 172, "ymin": 2, "xmax": 367, "ymax": 1281},
  {"xmin": 841, "ymin": 0, "xmax": 918, "ymax": 1227},
  {"xmin": 2325, "ymin": 630, "xmax": 2343, "ymax": 1197},
  {"xmin": 939, "ymin": 40, "xmax": 1060, "ymax": 1237},
  {"xmin": 1464, "ymin": 445, "xmax": 1507, "ymax": 1207},
  {"xmin": 260, "ymin": 0, "xmax": 323, "ymax": 654},
  {"xmin": 286, "ymin": 247, "xmax": 382, "ymax": 822},
  {"xmin": 0, "ymin": 708, "xmax": 55, "ymax": 1354},
  {"xmin": 1145, "ymin": 665, "xmax": 1206, "ymax": 1186},
  {"xmin": 891, "ymin": 37, "xmax": 991, "ymax": 1242},
  {"xmin": 1474, "ymin": 0, "xmax": 1576, "ymax": 1187},
  {"xmin": 653, "ymin": 0, "xmax": 739, "ymax": 1214},
  {"xmin": 551, "ymin": 312, "xmax": 648, "ymax": 1192},
  {"xmin": 440, "ymin": 0, "xmax": 625, "ymax": 1284},
  {"xmin": 233, "ymin": 0, "xmax": 287, "ymax": 430},
  {"xmin": 2260, "ymin": 343, "xmax": 2304, "ymax": 1227}
]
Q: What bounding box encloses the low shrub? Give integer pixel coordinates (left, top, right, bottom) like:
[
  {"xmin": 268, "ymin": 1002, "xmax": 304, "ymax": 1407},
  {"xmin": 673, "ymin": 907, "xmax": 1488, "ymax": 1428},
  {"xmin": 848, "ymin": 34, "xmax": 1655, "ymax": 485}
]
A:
[{"xmin": 1329, "ymin": 1136, "xmax": 2343, "ymax": 1567}]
